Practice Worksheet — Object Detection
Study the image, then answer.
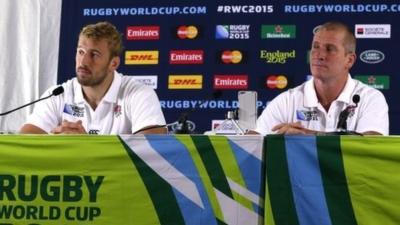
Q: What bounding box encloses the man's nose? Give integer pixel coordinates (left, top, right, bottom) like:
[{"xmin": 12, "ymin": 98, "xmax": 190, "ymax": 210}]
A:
[{"xmin": 78, "ymin": 53, "xmax": 90, "ymax": 66}]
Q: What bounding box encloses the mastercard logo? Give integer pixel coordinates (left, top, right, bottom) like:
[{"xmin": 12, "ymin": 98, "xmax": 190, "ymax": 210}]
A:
[
  {"xmin": 266, "ymin": 75, "xmax": 288, "ymax": 89},
  {"xmin": 177, "ymin": 25, "xmax": 198, "ymax": 39},
  {"xmin": 221, "ymin": 50, "xmax": 243, "ymax": 64}
]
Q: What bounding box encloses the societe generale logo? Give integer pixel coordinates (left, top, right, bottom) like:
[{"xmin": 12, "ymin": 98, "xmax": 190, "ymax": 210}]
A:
[
  {"xmin": 266, "ymin": 75, "xmax": 287, "ymax": 89},
  {"xmin": 126, "ymin": 26, "xmax": 160, "ymax": 40},
  {"xmin": 168, "ymin": 75, "xmax": 203, "ymax": 89},
  {"xmin": 355, "ymin": 24, "xmax": 391, "ymax": 39},
  {"xmin": 177, "ymin": 25, "xmax": 199, "ymax": 39},
  {"xmin": 214, "ymin": 75, "xmax": 248, "ymax": 89},
  {"xmin": 125, "ymin": 51, "xmax": 159, "ymax": 65},
  {"xmin": 170, "ymin": 50, "xmax": 204, "ymax": 64},
  {"xmin": 221, "ymin": 50, "xmax": 243, "ymax": 64}
]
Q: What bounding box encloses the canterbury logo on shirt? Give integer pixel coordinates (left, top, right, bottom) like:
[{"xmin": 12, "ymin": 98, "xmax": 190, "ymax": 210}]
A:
[
  {"xmin": 63, "ymin": 104, "xmax": 84, "ymax": 117},
  {"xmin": 296, "ymin": 110, "xmax": 318, "ymax": 121}
]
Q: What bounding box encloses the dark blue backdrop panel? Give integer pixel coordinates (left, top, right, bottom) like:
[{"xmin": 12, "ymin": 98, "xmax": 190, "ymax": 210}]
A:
[{"xmin": 58, "ymin": 0, "xmax": 400, "ymax": 134}]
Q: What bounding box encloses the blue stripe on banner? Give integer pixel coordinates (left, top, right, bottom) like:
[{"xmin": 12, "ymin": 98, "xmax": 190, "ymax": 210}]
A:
[
  {"xmin": 285, "ymin": 136, "xmax": 332, "ymax": 225},
  {"xmin": 145, "ymin": 135, "xmax": 218, "ymax": 225},
  {"xmin": 227, "ymin": 139, "xmax": 262, "ymax": 198}
]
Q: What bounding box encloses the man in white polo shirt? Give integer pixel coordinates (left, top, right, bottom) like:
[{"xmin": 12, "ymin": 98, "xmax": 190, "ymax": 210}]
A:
[
  {"xmin": 20, "ymin": 21, "xmax": 166, "ymax": 134},
  {"xmin": 253, "ymin": 21, "xmax": 388, "ymax": 135}
]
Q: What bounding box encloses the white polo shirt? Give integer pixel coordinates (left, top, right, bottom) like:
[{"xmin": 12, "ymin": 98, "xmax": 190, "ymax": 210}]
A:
[
  {"xmin": 26, "ymin": 72, "xmax": 166, "ymax": 134},
  {"xmin": 255, "ymin": 75, "xmax": 389, "ymax": 135}
]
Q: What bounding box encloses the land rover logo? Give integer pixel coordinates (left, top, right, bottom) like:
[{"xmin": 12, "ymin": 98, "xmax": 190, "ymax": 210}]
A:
[{"xmin": 360, "ymin": 50, "xmax": 384, "ymax": 64}]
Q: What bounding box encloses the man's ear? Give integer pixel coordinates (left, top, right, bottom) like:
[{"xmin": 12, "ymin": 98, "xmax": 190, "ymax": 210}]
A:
[
  {"xmin": 346, "ymin": 53, "xmax": 356, "ymax": 70},
  {"xmin": 110, "ymin": 56, "xmax": 120, "ymax": 69}
]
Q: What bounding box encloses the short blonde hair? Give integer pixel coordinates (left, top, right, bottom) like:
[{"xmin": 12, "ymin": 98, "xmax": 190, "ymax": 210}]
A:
[
  {"xmin": 316, "ymin": 21, "xmax": 356, "ymax": 54},
  {"xmin": 80, "ymin": 21, "xmax": 123, "ymax": 57}
]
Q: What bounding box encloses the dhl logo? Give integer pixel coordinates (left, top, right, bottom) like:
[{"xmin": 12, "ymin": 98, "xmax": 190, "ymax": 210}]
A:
[
  {"xmin": 125, "ymin": 51, "xmax": 159, "ymax": 65},
  {"xmin": 168, "ymin": 75, "xmax": 203, "ymax": 89}
]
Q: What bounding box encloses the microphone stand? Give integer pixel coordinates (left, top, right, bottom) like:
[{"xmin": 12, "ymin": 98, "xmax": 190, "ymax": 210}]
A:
[
  {"xmin": 0, "ymin": 86, "xmax": 64, "ymax": 116},
  {"xmin": 174, "ymin": 112, "xmax": 190, "ymax": 134},
  {"xmin": 331, "ymin": 94, "xmax": 362, "ymax": 135}
]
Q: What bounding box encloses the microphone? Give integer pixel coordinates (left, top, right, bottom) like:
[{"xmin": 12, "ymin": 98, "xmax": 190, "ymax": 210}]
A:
[
  {"xmin": 0, "ymin": 86, "xmax": 64, "ymax": 116},
  {"xmin": 336, "ymin": 94, "xmax": 360, "ymax": 134},
  {"xmin": 170, "ymin": 90, "xmax": 223, "ymax": 134}
]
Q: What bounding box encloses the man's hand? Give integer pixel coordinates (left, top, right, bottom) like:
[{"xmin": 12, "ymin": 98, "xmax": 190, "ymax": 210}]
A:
[
  {"xmin": 51, "ymin": 120, "xmax": 87, "ymax": 134},
  {"xmin": 272, "ymin": 122, "xmax": 316, "ymax": 135}
]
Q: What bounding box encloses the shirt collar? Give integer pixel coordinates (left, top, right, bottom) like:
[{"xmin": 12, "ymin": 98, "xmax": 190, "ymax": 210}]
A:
[
  {"xmin": 74, "ymin": 71, "xmax": 121, "ymax": 104},
  {"xmin": 304, "ymin": 74, "xmax": 354, "ymax": 107},
  {"xmin": 102, "ymin": 71, "xmax": 121, "ymax": 103}
]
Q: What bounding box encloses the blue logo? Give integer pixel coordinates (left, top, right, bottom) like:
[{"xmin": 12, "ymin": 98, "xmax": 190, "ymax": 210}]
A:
[
  {"xmin": 216, "ymin": 25, "xmax": 229, "ymax": 39},
  {"xmin": 296, "ymin": 110, "xmax": 318, "ymax": 121}
]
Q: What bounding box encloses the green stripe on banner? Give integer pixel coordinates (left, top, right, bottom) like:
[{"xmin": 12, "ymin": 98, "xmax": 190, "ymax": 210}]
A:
[
  {"xmin": 316, "ymin": 136, "xmax": 357, "ymax": 225},
  {"xmin": 191, "ymin": 135, "xmax": 233, "ymax": 198},
  {"xmin": 119, "ymin": 136, "xmax": 185, "ymax": 225},
  {"xmin": 341, "ymin": 136, "xmax": 400, "ymax": 224},
  {"xmin": 175, "ymin": 135, "xmax": 224, "ymax": 221},
  {"xmin": 263, "ymin": 136, "xmax": 275, "ymax": 225},
  {"xmin": 265, "ymin": 135, "xmax": 299, "ymax": 225},
  {"xmin": 208, "ymin": 136, "xmax": 253, "ymax": 211}
]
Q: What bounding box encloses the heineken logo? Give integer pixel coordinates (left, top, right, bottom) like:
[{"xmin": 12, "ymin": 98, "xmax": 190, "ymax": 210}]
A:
[
  {"xmin": 261, "ymin": 25, "xmax": 296, "ymax": 39},
  {"xmin": 355, "ymin": 75, "xmax": 390, "ymax": 90}
]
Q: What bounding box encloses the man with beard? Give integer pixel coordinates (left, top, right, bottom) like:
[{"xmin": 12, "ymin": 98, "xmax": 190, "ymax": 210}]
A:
[
  {"xmin": 252, "ymin": 21, "xmax": 388, "ymax": 135},
  {"xmin": 20, "ymin": 21, "xmax": 166, "ymax": 134}
]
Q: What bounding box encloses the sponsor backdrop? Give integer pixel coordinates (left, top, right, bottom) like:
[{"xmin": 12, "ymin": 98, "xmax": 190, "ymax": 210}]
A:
[{"xmin": 58, "ymin": 0, "xmax": 400, "ymax": 134}]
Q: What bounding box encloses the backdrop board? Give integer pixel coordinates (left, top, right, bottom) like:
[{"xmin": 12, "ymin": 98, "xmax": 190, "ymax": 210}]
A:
[{"xmin": 58, "ymin": 0, "xmax": 400, "ymax": 134}]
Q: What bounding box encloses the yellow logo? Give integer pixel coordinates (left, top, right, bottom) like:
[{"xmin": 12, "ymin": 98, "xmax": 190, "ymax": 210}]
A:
[
  {"xmin": 125, "ymin": 51, "xmax": 159, "ymax": 64},
  {"xmin": 168, "ymin": 75, "xmax": 203, "ymax": 89}
]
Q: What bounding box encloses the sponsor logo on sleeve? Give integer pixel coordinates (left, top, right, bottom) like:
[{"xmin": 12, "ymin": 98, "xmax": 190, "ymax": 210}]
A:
[
  {"xmin": 126, "ymin": 26, "xmax": 160, "ymax": 40},
  {"xmin": 261, "ymin": 25, "xmax": 296, "ymax": 39},
  {"xmin": 125, "ymin": 51, "xmax": 159, "ymax": 65},
  {"xmin": 359, "ymin": 50, "xmax": 385, "ymax": 64},
  {"xmin": 168, "ymin": 75, "xmax": 203, "ymax": 89},
  {"xmin": 169, "ymin": 50, "xmax": 204, "ymax": 64},
  {"xmin": 213, "ymin": 75, "xmax": 248, "ymax": 89},
  {"xmin": 355, "ymin": 24, "xmax": 391, "ymax": 38}
]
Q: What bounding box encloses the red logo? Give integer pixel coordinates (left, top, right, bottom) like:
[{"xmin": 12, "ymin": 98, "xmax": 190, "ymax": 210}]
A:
[
  {"xmin": 177, "ymin": 25, "xmax": 199, "ymax": 39},
  {"xmin": 126, "ymin": 26, "xmax": 160, "ymax": 40},
  {"xmin": 214, "ymin": 75, "xmax": 248, "ymax": 89},
  {"xmin": 170, "ymin": 50, "xmax": 204, "ymax": 64},
  {"xmin": 221, "ymin": 50, "xmax": 243, "ymax": 64},
  {"xmin": 266, "ymin": 75, "xmax": 288, "ymax": 89}
]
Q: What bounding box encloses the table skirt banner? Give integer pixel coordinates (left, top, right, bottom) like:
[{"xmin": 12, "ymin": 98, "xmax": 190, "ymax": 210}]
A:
[
  {"xmin": 265, "ymin": 135, "xmax": 400, "ymax": 225},
  {"xmin": 0, "ymin": 135, "xmax": 264, "ymax": 225}
]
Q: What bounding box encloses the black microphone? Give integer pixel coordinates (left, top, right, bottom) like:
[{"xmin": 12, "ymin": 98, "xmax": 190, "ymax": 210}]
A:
[
  {"xmin": 0, "ymin": 86, "xmax": 64, "ymax": 116},
  {"xmin": 336, "ymin": 94, "xmax": 360, "ymax": 133},
  {"xmin": 171, "ymin": 90, "xmax": 223, "ymax": 134}
]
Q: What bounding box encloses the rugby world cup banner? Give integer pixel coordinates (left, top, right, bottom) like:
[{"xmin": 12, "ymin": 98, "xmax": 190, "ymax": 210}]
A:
[
  {"xmin": 265, "ymin": 135, "xmax": 400, "ymax": 225},
  {"xmin": 0, "ymin": 135, "xmax": 264, "ymax": 224}
]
